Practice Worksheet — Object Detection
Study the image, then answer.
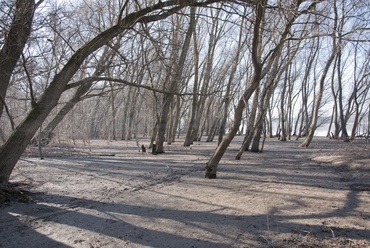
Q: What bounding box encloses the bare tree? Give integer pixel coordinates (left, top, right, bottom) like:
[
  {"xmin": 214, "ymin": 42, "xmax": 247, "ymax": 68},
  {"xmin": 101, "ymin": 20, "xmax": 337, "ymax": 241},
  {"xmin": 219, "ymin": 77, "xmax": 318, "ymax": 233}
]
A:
[
  {"xmin": 154, "ymin": 7, "xmax": 195, "ymax": 153},
  {"xmin": 205, "ymin": 0, "xmax": 319, "ymax": 178},
  {"xmin": 300, "ymin": 32, "xmax": 341, "ymax": 146},
  {"xmin": 184, "ymin": 5, "xmax": 227, "ymax": 146},
  {"xmin": 0, "ymin": 0, "xmax": 225, "ymax": 183}
]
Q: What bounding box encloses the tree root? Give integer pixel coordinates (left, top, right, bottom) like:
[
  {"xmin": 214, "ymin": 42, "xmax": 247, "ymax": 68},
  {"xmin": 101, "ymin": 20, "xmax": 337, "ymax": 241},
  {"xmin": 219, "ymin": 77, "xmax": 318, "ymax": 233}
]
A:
[{"xmin": 0, "ymin": 184, "xmax": 32, "ymax": 206}]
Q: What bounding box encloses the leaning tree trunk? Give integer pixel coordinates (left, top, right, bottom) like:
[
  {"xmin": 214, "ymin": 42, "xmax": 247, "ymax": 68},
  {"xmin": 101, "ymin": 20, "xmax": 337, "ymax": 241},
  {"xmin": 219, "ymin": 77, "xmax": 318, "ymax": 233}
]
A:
[
  {"xmin": 205, "ymin": 71, "xmax": 262, "ymax": 178},
  {"xmin": 300, "ymin": 48, "xmax": 339, "ymax": 147},
  {"xmin": 35, "ymin": 79, "xmax": 94, "ymax": 145},
  {"xmin": 0, "ymin": 0, "xmax": 35, "ymax": 118},
  {"xmin": 242, "ymin": 86, "xmax": 260, "ymax": 151}
]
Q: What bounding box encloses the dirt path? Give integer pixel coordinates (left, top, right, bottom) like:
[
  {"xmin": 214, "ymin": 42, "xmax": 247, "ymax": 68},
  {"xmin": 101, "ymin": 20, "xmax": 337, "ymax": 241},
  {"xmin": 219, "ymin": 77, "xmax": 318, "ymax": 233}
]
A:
[{"xmin": 1, "ymin": 137, "xmax": 369, "ymax": 247}]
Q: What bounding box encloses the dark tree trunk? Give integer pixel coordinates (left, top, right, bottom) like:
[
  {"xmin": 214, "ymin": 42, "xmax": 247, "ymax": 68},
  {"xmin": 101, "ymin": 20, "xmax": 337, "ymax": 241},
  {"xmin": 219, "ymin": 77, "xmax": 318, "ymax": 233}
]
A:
[{"xmin": 0, "ymin": 0, "xmax": 36, "ymax": 118}]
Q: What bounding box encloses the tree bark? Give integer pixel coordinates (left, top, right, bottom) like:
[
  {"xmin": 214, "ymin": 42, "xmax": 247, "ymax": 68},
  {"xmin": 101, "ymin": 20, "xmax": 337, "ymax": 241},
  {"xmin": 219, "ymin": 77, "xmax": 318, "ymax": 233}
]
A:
[{"xmin": 0, "ymin": 0, "xmax": 36, "ymax": 118}]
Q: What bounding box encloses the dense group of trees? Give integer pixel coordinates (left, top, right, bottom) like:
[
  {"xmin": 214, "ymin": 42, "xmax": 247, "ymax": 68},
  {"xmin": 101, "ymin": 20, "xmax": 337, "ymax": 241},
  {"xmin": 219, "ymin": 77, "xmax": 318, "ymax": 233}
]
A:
[{"xmin": 0, "ymin": 0, "xmax": 369, "ymax": 182}]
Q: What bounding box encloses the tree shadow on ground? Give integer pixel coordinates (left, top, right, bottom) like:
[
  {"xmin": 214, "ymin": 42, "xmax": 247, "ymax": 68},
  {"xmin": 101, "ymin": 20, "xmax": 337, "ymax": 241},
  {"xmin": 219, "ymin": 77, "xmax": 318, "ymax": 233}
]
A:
[
  {"xmin": 2, "ymin": 182, "xmax": 369, "ymax": 248},
  {"xmin": 3, "ymin": 138, "xmax": 369, "ymax": 247}
]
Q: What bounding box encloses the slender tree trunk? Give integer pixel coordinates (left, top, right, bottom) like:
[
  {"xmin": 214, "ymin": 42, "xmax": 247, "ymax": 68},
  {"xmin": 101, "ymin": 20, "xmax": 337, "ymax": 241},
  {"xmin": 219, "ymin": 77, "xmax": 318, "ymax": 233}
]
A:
[
  {"xmin": 121, "ymin": 88, "xmax": 131, "ymax": 140},
  {"xmin": 109, "ymin": 83, "xmax": 117, "ymax": 140},
  {"xmin": 218, "ymin": 9, "xmax": 245, "ymax": 145},
  {"xmin": 183, "ymin": 15, "xmax": 200, "ymax": 146},
  {"xmin": 267, "ymin": 105, "xmax": 273, "ymax": 138},
  {"xmin": 242, "ymin": 87, "xmax": 260, "ymax": 151},
  {"xmin": 300, "ymin": 49, "xmax": 339, "ymax": 147},
  {"xmin": 169, "ymin": 95, "xmax": 181, "ymax": 143},
  {"xmin": 280, "ymin": 71, "xmax": 288, "ymax": 141},
  {"xmin": 330, "ymin": 55, "xmax": 340, "ymax": 139},
  {"xmin": 350, "ymin": 99, "xmax": 360, "ymax": 140}
]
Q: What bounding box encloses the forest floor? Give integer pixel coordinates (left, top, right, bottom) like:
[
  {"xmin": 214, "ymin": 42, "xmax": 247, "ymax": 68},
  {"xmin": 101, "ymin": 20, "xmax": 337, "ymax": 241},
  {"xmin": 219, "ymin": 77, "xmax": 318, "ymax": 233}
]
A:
[{"xmin": 1, "ymin": 136, "xmax": 370, "ymax": 248}]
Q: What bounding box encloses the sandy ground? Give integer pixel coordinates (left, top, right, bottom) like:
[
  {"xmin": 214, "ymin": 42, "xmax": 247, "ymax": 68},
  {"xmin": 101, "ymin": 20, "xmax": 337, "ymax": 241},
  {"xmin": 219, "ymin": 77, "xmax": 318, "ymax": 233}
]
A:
[{"xmin": 1, "ymin": 136, "xmax": 370, "ymax": 248}]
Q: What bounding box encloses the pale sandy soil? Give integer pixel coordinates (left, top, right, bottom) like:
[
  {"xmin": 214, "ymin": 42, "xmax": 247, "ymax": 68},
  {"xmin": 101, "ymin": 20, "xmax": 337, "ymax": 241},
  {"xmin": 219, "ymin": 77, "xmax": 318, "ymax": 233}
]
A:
[{"xmin": 1, "ymin": 136, "xmax": 370, "ymax": 248}]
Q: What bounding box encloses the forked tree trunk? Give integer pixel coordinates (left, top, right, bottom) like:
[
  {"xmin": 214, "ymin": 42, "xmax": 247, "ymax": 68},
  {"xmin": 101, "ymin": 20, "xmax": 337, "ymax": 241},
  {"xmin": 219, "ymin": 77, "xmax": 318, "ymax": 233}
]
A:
[{"xmin": 205, "ymin": 0, "xmax": 315, "ymax": 177}]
